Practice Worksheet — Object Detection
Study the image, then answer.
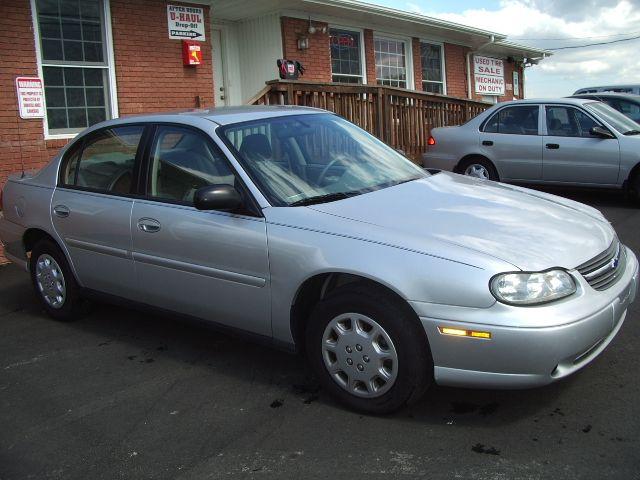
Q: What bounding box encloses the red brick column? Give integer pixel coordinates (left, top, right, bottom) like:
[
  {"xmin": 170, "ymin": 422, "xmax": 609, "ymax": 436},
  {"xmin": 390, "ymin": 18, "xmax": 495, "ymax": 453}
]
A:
[
  {"xmin": 110, "ymin": 0, "xmax": 214, "ymax": 114},
  {"xmin": 281, "ymin": 17, "xmax": 331, "ymax": 82},
  {"xmin": 363, "ymin": 29, "xmax": 377, "ymax": 85},
  {"xmin": 444, "ymin": 43, "xmax": 470, "ymax": 99},
  {"xmin": 412, "ymin": 38, "xmax": 422, "ymax": 91}
]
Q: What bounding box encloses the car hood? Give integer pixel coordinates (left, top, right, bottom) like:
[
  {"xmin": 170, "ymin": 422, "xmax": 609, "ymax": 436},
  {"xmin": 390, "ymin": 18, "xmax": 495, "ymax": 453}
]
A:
[{"xmin": 309, "ymin": 172, "xmax": 615, "ymax": 271}]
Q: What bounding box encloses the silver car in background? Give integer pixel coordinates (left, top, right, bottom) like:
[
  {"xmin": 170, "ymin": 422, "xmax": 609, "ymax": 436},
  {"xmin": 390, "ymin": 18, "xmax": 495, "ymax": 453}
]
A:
[
  {"xmin": 1, "ymin": 107, "xmax": 638, "ymax": 414},
  {"xmin": 423, "ymin": 99, "xmax": 640, "ymax": 200}
]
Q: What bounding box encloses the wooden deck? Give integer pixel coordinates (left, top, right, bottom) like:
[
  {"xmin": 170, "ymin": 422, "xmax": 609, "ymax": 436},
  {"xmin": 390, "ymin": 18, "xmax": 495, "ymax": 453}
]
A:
[{"xmin": 248, "ymin": 80, "xmax": 490, "ymax": 162}]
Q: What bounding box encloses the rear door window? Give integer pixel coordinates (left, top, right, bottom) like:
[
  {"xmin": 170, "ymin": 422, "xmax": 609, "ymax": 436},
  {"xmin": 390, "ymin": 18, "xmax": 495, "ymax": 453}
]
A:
[
  {"xmin": 483, "ymin": 106, "xmax": 539, "ymax": 135},
  {"xmin": 61, "ymin": 125, "xmax": 145, "ymax": 195},
  {"xmin": 545, "ymin": 106, "xmax": 600, "ymax": 138}
]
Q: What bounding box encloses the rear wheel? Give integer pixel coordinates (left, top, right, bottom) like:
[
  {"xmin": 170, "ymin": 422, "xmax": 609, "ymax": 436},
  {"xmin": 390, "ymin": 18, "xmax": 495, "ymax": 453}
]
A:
[
  {"xmin": 458, "ymin": 157, "xmax": 499, "ymax": 181},
  {"xmin": 305, "ymin": 282, "xmax": 433, "ymax": 414},
  {"xmin": 30, "ymin": 239, "xmax": 86, "ymax": 321}
]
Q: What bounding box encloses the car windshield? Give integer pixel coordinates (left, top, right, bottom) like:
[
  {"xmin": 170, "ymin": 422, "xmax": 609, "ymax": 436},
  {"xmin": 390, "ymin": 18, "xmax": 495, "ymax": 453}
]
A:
[
  {"xmin": 220, "ymin": 114, "xmax": 427, "ymax": 206},
  {"xmin": 583, "ymin": 101, "xmax": 640, "ymax": 135}
]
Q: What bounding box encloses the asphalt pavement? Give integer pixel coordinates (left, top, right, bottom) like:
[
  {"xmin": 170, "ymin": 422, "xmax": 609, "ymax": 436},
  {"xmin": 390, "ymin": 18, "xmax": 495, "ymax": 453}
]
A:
[{"xmin": 1, "ymin": 187, "xmax": 639, "ymax": 479}]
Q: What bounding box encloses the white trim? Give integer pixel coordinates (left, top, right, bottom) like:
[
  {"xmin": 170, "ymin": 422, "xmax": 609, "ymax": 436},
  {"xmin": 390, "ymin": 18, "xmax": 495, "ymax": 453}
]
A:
[
  {"xmin": 29, "ymin": 0, "xmax": 118, "ymax": 140},
  {"xmin": 281, "ymin": 10, "xmax": 476, "ymax": 49},
  {"xmin": 372, "ymin": 33, "xmax": 414, "ymax": 90},
  {"xmin": 418, "ymin": 39, "xmax": 446, "ymax": 95},
  {"xmin": 328, "ymin": 25, "xmax": 367, "ymax": 84},
  {"xmin": 103, "ymin": 0, "xmax": 119, "ymax": 119}
]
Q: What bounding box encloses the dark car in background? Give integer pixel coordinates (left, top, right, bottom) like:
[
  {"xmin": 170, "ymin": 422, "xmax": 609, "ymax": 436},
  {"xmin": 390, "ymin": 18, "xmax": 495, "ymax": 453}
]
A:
[{"xmin": 571, "ymin": 93, "xmax": 640, "ymax": 124}]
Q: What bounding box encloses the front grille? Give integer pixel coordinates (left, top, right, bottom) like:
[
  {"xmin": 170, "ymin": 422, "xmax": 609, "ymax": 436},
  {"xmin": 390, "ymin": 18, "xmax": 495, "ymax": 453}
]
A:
[{"xmin": 576, "ymin": 240, "xmax": 626, "ymax": 291}]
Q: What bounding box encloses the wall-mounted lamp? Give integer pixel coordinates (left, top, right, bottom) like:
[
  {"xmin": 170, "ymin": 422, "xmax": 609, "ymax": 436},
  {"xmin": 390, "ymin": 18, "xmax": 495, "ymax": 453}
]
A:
[{"xmin": 297, "ymin": 36, "xmax": 310, "ymax": 50}]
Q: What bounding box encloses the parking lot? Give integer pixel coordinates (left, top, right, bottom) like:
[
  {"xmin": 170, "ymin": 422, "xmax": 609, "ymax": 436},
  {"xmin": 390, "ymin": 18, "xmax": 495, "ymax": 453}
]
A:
[{"xmin": 1, "ymin": 187, "xmax": 639, "ymax": 480}]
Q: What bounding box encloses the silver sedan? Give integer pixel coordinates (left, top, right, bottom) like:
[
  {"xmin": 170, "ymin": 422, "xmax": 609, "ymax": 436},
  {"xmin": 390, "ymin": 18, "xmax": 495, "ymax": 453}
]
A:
[
  {"xmin": 423, "ymin": 98, "xmax": 640, "ymax": 200},
  {"xmin": 1, "ymin": 107, "xmax": 638, "ymax": 413}
]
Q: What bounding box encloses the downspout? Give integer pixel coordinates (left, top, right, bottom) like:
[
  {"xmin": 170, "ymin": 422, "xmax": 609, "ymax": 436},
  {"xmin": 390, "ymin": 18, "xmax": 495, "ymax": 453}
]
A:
[{"xmin": 466, "ymin": 34, "xmax": 496, "ymax": 99}]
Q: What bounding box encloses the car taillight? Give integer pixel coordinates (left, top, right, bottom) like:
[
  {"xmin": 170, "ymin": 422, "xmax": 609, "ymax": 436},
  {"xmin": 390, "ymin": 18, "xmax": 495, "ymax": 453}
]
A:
[{"xmin": 427, "ymin": 136, "xmax": 436, "ymax": 146}]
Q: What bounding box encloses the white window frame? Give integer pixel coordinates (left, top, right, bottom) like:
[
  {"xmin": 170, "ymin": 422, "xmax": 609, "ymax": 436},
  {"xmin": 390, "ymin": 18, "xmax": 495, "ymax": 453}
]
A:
[
  {"xmin": 373, "ymin": 33, "xmax": 414, "ymax": 90},
  {"xmin": 419, "ymin": 39, "xmax": 446, "ymax": 95},
  {"xmin": 328, "ymin": 25, "xmax": 367, "ymax": 84},
  {"xmin": 30, "ymin": 0, "xmax": 118, "ymax": 140}
]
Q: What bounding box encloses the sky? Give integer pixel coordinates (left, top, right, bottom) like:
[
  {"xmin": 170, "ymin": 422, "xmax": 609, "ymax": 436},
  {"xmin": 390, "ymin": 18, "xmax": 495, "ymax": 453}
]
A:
[{"xmin": 360, "ymin": 0, "xmax": 640, "ymax": 97}]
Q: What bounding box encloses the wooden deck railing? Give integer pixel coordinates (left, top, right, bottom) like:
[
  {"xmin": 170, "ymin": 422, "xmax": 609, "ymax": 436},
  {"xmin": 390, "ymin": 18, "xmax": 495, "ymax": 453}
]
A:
[{"xmin": 248, "ymin": 80, "xmax": 490, "ymax": 161}]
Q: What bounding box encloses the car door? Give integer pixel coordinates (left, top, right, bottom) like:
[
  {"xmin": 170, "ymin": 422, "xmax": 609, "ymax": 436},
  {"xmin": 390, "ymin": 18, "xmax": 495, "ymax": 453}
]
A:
[
  {"xmin": 51, "ymin": 124, "xmax": 147, "ymax": 300},
  {"xmin": 130, "ymin": 124, "xmax": 271, "ymax": 337},
  {"xmin": 479, "ymin": 104, "xmax": 543, "ymax": 181},
  {"xmin": 542, "ymin": 105, "xmax": 620, "ymax": 184}
]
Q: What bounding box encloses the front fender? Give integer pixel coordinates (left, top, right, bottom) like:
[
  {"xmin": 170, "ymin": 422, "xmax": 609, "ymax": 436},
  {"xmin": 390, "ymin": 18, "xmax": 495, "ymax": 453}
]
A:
[{"xmin": 266, "ymin": 221, "xmax": 500, "ymax": 345}]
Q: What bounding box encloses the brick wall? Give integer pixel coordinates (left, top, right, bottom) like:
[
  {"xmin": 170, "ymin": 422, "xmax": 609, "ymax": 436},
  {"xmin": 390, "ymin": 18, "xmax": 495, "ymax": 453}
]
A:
[
  {"xmin": 0, "ymin": 0, "xmax": 68, "ymax": 189},
  {"xmin": 0, "ymin": 0, "xmax": 214, "ymax": 263},
  {"xmin": 0, "ymin": 0, "xmax": 66, "ymax": 262},
  {"xmin": 411, "ymin": 38, "xmax": 423, "ymax": 91},
  {"xmin": 281, "ymin": 17, "xmax": 331, "ymax": 82},
  {"xmin": 444, "ymin": 43, "xmax": 470, "ymax": 98},
  {"xmin": 363, "ymin": 29, "xmax": 376, "ymax": 85},
  {"xmin": 111, "ymin": 0, "xmax": 214, "ymax": 114}
]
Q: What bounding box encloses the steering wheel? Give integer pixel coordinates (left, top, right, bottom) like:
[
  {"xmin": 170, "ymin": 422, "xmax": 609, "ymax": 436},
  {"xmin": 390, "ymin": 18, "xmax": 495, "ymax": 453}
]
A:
[
  {"xmin": 108, "ymin": 170, "xmax": 132, "ymax": 194},
  {"xmin": 317, "ymin": 158, "xmax": 349, "ymax": 187}
]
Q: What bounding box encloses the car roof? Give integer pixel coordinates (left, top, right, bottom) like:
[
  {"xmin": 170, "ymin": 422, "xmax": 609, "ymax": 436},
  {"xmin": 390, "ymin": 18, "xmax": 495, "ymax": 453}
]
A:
[
  {"xmin": 489, "ymin": 98, "xmax": 599, "ymax": 107},
  {"xmin": 92, "ymin": 105, "xmax": 326, "ymax": 129},
  {"xmin": 570, "ymin": 92, "xmax": 640, "ymax": 101}
]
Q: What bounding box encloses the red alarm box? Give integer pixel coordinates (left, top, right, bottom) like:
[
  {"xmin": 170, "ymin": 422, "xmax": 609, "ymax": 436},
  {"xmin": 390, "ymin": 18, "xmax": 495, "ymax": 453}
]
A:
[{"xmin": 182, "ymin": 40, "xmax": 202, "ymax": 66}]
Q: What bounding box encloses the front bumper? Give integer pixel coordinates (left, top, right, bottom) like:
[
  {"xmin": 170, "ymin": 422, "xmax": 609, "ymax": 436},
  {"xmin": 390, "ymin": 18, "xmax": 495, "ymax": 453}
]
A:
[{"xmin": 411, "ymin": 246, "xmax": 639, "ymax": 389}]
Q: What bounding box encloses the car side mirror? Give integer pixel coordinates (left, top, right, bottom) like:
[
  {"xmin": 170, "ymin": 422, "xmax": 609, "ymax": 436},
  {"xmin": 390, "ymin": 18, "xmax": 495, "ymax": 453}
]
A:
[
  {"xmin": 589, "ymin": 126, "xmax": 615, "ymax": 139},
  {"xmin": 194, "ymin": 185, "xmax": 243, "ymax": 212}
]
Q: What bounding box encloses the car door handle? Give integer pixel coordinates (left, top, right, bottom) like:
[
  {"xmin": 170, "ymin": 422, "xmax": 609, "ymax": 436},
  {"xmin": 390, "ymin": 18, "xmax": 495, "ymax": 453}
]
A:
[
  {"xmin": 546, "ymin": 143, "xmax": 560, "ymax": 149},
  {"xmin": 482, "ymin": 140, "xmax": 494, "ymax": 146},
  {"xmin": 137, "ymin": 218, "xmax": 161, "ymax": 233},
  {"xmin": 53, "ymin": 205, "xmax": 70, "ymax": 218}
]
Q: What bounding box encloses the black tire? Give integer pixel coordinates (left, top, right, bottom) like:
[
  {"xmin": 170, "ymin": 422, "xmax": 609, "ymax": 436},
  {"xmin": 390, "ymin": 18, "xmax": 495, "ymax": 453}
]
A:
[
  {"xmin": 629, "ymin": 171, "xmax": 640, "ymax": 205},
  {"xmin": 458, "ymin": 157, "xmax": 499, "ymax": 181},
  {"xmin": 30, "ymin": 239, "xmax": 86, "ymax": 321},
  {"xmin": 305, "ymin": 282, "xmax": 433, "ymax": 414}
]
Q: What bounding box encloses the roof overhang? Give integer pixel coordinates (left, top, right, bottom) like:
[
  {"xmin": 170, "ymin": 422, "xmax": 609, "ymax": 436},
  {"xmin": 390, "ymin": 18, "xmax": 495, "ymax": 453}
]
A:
[{"xmin": 209, "ymin": 0, "xmax": 550, "ymax": 60}]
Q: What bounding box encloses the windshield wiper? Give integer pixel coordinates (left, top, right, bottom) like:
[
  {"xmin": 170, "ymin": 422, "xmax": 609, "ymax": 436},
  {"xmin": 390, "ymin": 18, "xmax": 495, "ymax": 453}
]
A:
[
  {"xmin": 289, "ymin": 191, "xmax": 359, "ymax": 207},
  {"xmin": 624, "ymin": 129, "xmax": 640, "ymax": 136}
]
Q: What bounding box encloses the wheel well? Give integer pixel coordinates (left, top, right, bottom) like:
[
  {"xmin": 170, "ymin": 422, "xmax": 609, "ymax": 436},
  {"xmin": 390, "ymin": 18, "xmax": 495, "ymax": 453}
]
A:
[
  {"xmin": 455, "ymin": 154, "xmax": 496, "ymax": 175},
  {"xmin": 23, "ymin": 228, "xmax": 57, "ymax": 254},
  {"xmin": 289, "ymin": 273, "xmax": 419, "ymax": 353},
  {"xmin": 628, "ymin": 162, "xmax": 640, "ymax": 189}
]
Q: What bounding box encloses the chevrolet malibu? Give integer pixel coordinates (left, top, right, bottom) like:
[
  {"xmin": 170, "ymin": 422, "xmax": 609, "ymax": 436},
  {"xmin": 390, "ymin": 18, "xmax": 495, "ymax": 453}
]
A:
[{"xmin": 0, "ymin": 107, "xmax": 637, "ymax": 414}]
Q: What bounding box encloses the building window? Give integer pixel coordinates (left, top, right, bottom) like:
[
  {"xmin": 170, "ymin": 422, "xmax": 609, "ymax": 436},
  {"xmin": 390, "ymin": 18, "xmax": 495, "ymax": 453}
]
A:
[
  {"xmin": 374, "ymin": 37, "xmax": 407, "ymax": 88},
  {"xmin": 35, "ymin": 0, "xmax": 112, "ymax": 135},
  {"xmin": 420, "ymin": 42, "xmax": 444, "ymax": 94},
  {"xmin": 330, "ymin": 29, "xmax": 363, "ymax": 84}
]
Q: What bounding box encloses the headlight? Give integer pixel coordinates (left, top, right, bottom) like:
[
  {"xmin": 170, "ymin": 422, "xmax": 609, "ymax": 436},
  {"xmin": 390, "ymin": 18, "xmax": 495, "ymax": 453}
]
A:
[{"xmin": 490, "ymin": 270, "xmax": 576, "ymax": 305}]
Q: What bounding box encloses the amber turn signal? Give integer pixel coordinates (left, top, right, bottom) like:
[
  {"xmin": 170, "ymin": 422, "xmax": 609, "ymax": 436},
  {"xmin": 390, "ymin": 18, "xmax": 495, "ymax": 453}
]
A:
[{"xmin": 438, "ymin": 326, "xmax": 491, "ymax": 339}]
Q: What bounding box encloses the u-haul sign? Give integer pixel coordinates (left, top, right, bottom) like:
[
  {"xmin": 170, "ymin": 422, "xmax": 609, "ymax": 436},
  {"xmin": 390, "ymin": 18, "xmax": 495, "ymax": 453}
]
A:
[
  {"xmin": 167, "ymin": 4, "xmax": 205, "ymax": 41},
  {"xmin": 474, "ymin": 56, "xmax": 505, "ymax": 96}
]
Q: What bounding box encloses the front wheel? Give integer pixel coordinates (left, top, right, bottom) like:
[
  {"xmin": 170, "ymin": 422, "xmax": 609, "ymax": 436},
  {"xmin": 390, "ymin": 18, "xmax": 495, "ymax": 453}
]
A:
[
  {"xmin": 305, "ymin": 283, "xmax": 433, "ymax": 414},
  {"xmin": 629, "ymin": 171, "xmax": 640, "ymax": 205}
]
